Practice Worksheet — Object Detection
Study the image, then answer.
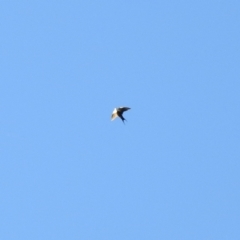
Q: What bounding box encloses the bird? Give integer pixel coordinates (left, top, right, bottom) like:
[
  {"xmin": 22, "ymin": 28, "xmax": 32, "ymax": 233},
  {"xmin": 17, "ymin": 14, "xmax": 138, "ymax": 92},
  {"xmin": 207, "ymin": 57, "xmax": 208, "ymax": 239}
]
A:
[{"xmin": 111, "ymin": 107, "xmax": 131, "ymax": 123}]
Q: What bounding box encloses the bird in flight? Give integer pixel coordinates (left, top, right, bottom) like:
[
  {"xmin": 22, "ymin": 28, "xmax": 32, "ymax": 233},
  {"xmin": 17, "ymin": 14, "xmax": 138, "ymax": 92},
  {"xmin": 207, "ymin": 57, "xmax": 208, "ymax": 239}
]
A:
[{"xmin": 111, "ymin": 107, "xmax": 131, "ymax": 123}]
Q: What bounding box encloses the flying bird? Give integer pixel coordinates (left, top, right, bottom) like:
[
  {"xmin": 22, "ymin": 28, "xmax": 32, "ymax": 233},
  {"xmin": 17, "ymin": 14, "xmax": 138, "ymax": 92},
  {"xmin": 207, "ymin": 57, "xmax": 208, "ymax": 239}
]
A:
[{"xmin": 111, "ymin": 107, "xmax": 131, "ymax": 123}]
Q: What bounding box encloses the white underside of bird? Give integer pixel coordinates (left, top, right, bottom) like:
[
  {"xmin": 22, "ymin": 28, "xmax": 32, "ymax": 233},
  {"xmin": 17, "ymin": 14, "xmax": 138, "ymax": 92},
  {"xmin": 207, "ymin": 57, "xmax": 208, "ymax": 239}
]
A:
[{"xmin": 111, "ymin": 108, "xmax": 118, "ymax": 121}]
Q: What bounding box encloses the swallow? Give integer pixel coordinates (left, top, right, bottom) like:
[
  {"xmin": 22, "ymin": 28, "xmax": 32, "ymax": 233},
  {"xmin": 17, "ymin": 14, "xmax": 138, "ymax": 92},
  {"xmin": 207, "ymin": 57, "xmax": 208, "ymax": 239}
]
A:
[{"xmin": 111, "ymin": 107, "xmax": 131, "ymax": 123}]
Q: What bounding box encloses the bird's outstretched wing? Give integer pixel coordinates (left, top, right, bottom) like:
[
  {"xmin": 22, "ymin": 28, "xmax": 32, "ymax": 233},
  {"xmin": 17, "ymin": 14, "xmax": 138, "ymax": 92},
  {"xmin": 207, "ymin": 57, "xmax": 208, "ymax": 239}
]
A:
[{"xmin": 119, "ymin": 107, "xmax": 131, "ymax": 113}]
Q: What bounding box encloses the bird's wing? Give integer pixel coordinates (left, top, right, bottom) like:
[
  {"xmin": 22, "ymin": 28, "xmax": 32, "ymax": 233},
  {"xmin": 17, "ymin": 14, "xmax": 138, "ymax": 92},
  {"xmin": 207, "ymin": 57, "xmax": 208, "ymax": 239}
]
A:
[{"xmin": 119, "ymin": 107, "xmax": 131, "ymax": 112}]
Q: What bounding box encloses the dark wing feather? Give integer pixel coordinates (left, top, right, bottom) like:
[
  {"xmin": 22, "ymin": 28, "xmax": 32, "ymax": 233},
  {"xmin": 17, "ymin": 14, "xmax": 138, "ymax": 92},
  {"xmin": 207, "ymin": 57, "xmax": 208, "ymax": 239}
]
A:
[{"xmin": 118, "ymin": 107, "xmax": 131, "ymax": 113}]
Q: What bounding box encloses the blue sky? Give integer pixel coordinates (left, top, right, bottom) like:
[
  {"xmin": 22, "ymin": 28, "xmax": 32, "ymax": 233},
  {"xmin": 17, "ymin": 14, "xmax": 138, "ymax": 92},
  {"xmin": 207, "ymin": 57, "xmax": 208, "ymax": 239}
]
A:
[{"xmin": 1, "ymin": 1, "xmax": 240, "ymax": 239}]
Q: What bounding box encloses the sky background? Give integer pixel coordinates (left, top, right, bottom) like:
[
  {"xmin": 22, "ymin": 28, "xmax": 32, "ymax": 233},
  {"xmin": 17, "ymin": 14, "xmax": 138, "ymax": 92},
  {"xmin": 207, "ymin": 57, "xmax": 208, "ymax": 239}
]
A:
[{"xmin": 1, "ymin": 1, "xmax": 240, "ymax": 239}]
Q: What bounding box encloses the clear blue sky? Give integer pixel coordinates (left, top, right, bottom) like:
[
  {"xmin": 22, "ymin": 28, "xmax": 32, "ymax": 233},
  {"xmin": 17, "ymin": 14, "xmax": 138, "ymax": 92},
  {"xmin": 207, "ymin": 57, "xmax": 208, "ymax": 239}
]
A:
[{"xmin": 1, "ymin": 1, "xmax": 239, "ymax": 239}]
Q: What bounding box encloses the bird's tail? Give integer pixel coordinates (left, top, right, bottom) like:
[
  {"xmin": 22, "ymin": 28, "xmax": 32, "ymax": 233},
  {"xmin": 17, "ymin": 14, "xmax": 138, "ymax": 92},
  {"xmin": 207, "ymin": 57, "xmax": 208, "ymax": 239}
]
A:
[{"xmin": 120, "ymin": 116, "xmax": 127, "ymax": 124}]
